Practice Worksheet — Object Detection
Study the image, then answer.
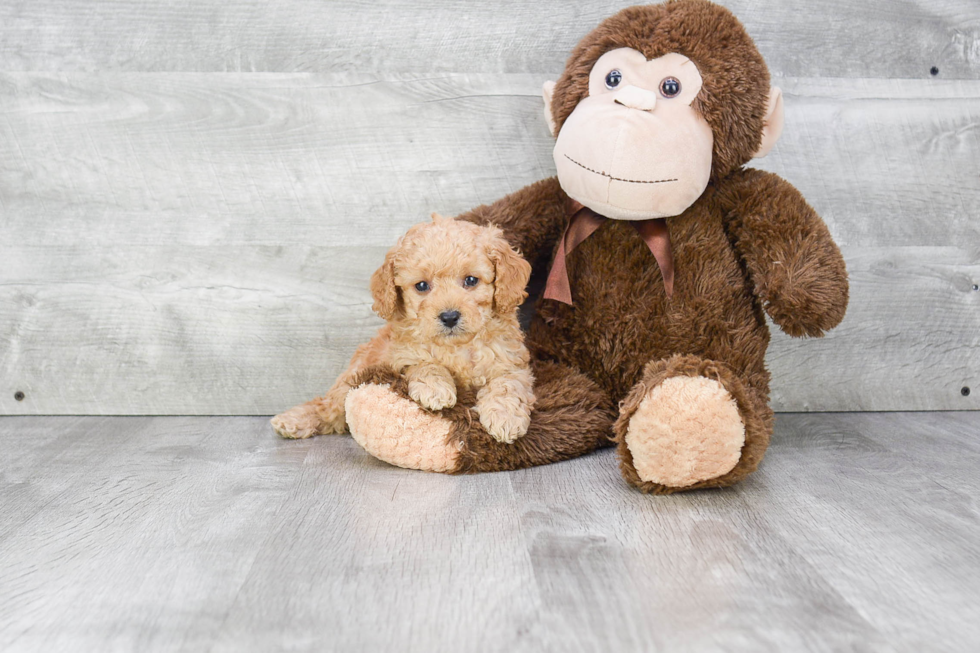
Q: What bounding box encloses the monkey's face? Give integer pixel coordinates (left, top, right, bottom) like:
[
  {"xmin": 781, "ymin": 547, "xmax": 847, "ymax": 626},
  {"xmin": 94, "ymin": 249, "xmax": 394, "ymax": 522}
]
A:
[{"xmin": 552, "ymin": 48, "xmax": 714, "ymax": 221}]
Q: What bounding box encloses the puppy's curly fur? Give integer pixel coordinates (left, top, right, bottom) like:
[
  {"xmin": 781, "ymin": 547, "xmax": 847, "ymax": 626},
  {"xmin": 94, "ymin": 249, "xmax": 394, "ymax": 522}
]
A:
[{"xmin": 271, "ymin": 214, "xmax": 535, "ymax": 443}]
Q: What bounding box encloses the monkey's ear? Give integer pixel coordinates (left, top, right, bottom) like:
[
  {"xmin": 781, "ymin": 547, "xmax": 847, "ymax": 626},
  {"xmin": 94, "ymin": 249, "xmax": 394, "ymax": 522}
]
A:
[
  {"xmin": 754, "ymin": 86, "xmax": 784, "ymax": 158},
  {"xmin": 542, "ymin": 80, "xmax": 557, "ymax": 137},
  {"xmin": 369, "ymin": 251, "xmax": 399, "ymax": 320},
  {"xmin": 487, "ymin": 228, "xmax": 532, "ymax": 314}
]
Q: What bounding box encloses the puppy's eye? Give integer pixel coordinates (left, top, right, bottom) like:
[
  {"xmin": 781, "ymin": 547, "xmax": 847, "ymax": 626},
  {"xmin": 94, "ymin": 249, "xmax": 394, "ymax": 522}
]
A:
[
  {"xmin": 463, "ymin": 276, "xmax": 479, "ymax": 288},
  {"xmin": 605, "ymin": 69, "xmax": 622, "ymax": 90},
  {"xmin": 414, "ymin": 281, "xmax": 430, "ymax": 293}
]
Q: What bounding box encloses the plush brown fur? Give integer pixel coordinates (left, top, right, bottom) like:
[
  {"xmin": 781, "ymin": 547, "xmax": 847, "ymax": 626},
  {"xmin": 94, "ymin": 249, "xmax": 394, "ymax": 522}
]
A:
[
  {"xmin": 272, "ymin": 216, "xmax": 535, "ymax": 444},
  {"xmin": 349, "ymin": 360, "xmax": 617, "ymax": 474},
  {"xmin": 614, "ymin": 354, "xmax": 772, "ymax": 493},
  {"xmin": 329, "ymin": 0, "xmax": 849, "ymax": 493}
]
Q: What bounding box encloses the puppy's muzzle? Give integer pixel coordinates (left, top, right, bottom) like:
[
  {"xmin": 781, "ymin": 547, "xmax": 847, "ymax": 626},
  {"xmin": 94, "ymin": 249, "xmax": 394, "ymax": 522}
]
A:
[{"xmin": 439, "ymin": 310, "xmax": 461, "ymax": 329}]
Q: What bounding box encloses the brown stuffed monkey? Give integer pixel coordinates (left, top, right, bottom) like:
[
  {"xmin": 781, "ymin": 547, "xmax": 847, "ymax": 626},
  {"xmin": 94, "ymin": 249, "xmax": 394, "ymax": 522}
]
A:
[{"xmin": 334, "ymin": 0, "xmax": 848, "ymax": 494}]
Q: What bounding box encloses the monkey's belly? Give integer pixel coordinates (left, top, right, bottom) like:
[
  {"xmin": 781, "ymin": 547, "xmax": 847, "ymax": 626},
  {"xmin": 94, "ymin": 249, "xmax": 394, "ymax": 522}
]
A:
[{"xmin": 529, "ymin": 218, "xmax": 770, "ymax": 403}]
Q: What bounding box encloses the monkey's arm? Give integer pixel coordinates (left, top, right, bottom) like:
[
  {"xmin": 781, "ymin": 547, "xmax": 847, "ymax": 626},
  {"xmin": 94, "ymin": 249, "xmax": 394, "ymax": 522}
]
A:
[
  {"xmin": 457, "ymin": 177, "xmax": 568, "ymax": 270},
  {"xmin": 723, "ymin": 169, "xmax": 848, "ymax": 338}
]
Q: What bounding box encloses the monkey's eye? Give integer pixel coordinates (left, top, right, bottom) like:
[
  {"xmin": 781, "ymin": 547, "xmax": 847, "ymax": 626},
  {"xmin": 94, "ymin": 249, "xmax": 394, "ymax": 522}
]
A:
[
  {"xmin": 659, "ymin": 77, "xmax": 681, "ymax": 98},
  {"xmin": 414, "ymin": 281, "xmax": 430, "ymax": 293},
  {"xmin": 463, "ymin": 276, "xmax": 479, "ymax": 288},
  {"xmin": 604, "ymin": 69, "xmax": 623, "ymax": 90}
]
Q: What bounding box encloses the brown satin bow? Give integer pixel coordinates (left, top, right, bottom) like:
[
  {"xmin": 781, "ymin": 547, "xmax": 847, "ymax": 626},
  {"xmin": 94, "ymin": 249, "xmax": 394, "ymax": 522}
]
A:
[{"xmin": 543, "ymin": 201, "xmax": 674, "ymax": 305}]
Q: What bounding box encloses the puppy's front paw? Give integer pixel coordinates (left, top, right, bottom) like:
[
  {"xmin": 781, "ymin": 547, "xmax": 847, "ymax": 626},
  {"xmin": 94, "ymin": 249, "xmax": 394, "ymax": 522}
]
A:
[
  {"xmin": 408, "ymin": 378, "xmax": 457, "ymax": 411},
  {"xmin": 476, "ymin": 396, "xmax": 531, "ymax": 444},
  {"xmin": 271, "ymin": 404, "xmax": 323, "ymax": 439}
]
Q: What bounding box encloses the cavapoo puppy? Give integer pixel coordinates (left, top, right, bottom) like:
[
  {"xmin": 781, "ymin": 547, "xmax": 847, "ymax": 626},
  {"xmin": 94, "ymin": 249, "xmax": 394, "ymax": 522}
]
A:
[{"xmin": 271, "ymin": 214, "xmax": 535, "ymax": 443}]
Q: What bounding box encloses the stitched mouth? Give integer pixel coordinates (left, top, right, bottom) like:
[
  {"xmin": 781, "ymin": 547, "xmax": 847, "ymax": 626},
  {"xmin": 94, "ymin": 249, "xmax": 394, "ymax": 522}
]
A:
[{"xmin": 564, "ymin": 154, "xmax": 677, "ymax": 185}]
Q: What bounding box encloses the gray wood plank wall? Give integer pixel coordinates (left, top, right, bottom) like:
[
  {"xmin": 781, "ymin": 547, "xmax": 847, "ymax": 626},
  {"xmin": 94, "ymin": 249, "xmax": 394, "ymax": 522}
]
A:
[{"xmin": 1, "ymin": 0, "xmax": 978, "ymax": 415}]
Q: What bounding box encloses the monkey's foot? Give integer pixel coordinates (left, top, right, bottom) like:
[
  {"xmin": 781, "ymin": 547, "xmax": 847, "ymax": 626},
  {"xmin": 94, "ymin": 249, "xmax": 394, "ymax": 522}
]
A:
[
  {"xmin": 345, "ymin": 383, "xmax": 460, "ymax": 472},
  {"xmin": 623, "ymin": 375, "xmax": 745, "ymax": 489}
]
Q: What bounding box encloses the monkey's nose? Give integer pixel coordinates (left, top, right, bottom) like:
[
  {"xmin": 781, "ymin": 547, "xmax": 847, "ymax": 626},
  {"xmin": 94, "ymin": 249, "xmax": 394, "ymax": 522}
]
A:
[
  {"xmin": 439, "ymin": 310, "xmax": 461, "ymax": 328},
  {"xmin": 613, "ymin": 85, "xmax": 658, "ymax": 111}
]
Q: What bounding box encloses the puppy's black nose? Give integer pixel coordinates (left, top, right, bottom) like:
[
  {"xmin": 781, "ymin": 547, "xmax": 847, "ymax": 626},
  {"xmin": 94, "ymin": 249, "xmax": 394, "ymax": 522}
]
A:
[{"xmin": 439, "ymin": 310, "xmax": 461, "ymax": 328}]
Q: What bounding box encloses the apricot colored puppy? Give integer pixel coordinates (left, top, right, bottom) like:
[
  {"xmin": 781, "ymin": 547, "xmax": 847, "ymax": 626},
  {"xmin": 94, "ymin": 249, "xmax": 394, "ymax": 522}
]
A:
[{"xmin": 271, "ymin": 214, "xmax": 534, "ymax": 444}]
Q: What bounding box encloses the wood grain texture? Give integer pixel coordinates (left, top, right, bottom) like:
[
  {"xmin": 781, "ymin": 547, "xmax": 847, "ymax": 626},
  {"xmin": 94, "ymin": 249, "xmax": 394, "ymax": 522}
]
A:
[
  {"xmin": 1, "ymin": 0, "xmax": 978, "ymax": 80},
  {"xmin": 1, "ymin": 412, "xmax": 978, "ymax": 651},
  {"xmin": 1, "ymin": 71, "xmax": 977, "ymax": 413},
  {"xmin": 738, "ymin": 412, "xmax": 980, "ymax": 651}
]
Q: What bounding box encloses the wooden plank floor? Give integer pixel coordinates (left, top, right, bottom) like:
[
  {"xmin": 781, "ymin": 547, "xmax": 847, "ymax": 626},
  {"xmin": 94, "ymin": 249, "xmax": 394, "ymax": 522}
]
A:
[{"xmin": 1, "ymin": 412, "xmax": 978, "ymax": 652}]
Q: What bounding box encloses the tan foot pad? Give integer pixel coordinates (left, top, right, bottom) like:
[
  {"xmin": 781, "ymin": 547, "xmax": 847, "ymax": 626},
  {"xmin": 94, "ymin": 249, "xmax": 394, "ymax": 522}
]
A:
[
  {"xmin": 345, "ymin": 383, "xmax": 459, "ymax": 473},
  {"xmin": 625, "ymin": 376, "xmax": 745, "ymax": 488}
]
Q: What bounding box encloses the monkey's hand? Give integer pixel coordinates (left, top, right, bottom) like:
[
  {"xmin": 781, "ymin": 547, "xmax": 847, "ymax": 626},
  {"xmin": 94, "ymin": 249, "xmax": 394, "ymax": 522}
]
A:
[
  {"xmin": 724, "ymin": 169, "xmax": 849, "ymax": 338},
  {"xmin": 405, "ymin": 363, "xmax": 457, "ymax": 411}
]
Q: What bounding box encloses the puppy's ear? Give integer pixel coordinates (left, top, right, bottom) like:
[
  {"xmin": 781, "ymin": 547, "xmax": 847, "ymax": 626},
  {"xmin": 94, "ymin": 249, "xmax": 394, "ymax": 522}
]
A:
[
  {"xmin": 369, "ymin": 249, "xmax": 400, "ymax": 320},
  {"xmin": 486, "ymin": 227, "xmax": 531, "ymax": 314}
]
